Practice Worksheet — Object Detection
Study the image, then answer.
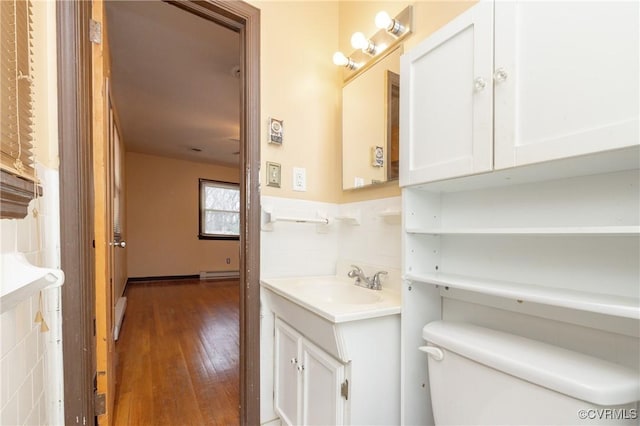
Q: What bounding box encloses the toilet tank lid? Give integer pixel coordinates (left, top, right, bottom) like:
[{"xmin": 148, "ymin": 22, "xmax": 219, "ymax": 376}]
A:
[{"xmin": 422, "ymin": 321, "xmax": 640, "ymax": 406}]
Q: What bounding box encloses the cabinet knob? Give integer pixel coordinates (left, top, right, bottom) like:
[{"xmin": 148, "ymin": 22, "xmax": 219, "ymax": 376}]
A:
[
  {"xmin": 290, "ymin": 357, "xmax": 297, "ymax": 365},
  {"xmin": 493, "ymin": 68, "xmax": 508, "ymax": 83},
  {"xmin": 474, "ymin": 77, "xmax": 486, "ymax": 92},
  {"xmin": 297, "ymin": 365, "xmax": 305, "ymax": 372}
]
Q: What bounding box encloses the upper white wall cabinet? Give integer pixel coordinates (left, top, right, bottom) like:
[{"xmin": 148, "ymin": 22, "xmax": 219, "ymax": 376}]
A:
[{"xmin": 400, "ymin": 1, "xmax": 639, "ymax": 186}]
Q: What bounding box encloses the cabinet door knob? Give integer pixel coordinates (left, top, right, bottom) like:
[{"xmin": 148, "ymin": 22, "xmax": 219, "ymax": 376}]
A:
[
  {"xmin": 290, "ymin": 357, "xmax": 297, "ymax": 365},
  {"xmin": 297, "ymin": 365, "xmax": 305, "ymax": 372},
  {"xmin": 494, "ymin": 68, "xmax": 508, "ymax": 83},
  {"xmin": 474, "ymin": 77, "xmax": 486, "ymax": 92}
]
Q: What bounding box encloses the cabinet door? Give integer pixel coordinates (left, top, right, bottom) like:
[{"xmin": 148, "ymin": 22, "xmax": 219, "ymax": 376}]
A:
[
  {"xmin": 300, "ymin": 339, "xmax": 346, "ymax": 426},
  {"xmin": 494, "ymin": 1, "xmax": 640, "ymax": 169},
  {"xmin": 400, "ymin": 2, "xmax": 493, "ymax": 186},
  {"xmin": 274, "ymin": 319, "xmax": 301, "ymax": 426}
]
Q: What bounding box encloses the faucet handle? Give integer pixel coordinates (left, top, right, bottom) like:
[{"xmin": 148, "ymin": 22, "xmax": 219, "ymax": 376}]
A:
[
  {"xmin": 347, "ymin": 265, "xmax": 363, "ymax": 278},
  {"xmin": 372, "ymin": 271, "xmax": 388, "ymax": 288}
]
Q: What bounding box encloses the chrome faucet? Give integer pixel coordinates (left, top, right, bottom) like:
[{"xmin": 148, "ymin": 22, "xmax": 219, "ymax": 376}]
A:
[
  {"xmin": 370, "ymin": 271, "xmax": 388, "ymax": 290},
  {"xmin": 347, "ymin": 265, "xmax": 387, "ymax": 290}
]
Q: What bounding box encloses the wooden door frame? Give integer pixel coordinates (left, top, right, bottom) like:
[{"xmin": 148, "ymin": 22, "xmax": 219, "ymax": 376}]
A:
[
  {"xmin": 57, "ymin": 1, "xmax": 261, "ymax": 424},
  {"xmin": 57, "ymin": 1, "xmax": 96, "ymax": 423}
]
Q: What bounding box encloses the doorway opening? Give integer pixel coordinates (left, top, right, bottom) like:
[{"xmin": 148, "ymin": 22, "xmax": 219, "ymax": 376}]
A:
[{"xmin": 57, "ymin": 1, "xmax": 260, "ymax": 424}]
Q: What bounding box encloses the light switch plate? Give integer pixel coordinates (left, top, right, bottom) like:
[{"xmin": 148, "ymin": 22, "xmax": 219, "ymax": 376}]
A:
[
  {"xmin": 293, "ymin": 167, "xmax": 306, "ymax": 191},
  {"xmin": 266, "ymin": 162, "xmax": 281, "ymax": 188}
]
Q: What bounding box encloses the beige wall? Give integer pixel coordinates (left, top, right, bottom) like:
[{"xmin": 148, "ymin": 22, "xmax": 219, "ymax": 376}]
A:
[
  {"xmin": 125, "ymin": 152, "xmax": 240, "ymax": 278},
  {"xmin": 251, "ymin": 0, "xmax": 342, "ymax": 203},
  {"xmin": 249, "ymin": 1, "xmax": 475, "ymax": 204},
  {"xmin": 31, "ymin": 0, "xmax": 59, "ymax": 169}
]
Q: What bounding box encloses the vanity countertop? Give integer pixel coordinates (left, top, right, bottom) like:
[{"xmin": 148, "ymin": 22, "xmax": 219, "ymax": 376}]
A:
[{"xmin": 261, "ymin": 275, "xmax": 401, "ymax": 323}]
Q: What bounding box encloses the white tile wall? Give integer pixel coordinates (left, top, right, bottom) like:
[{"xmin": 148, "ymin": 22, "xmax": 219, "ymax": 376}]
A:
[
  {"xmin": 260, "ymin": 195, "xmax": 402, "ymax": 278},
  {"xmin": 259, "ymin": 195, "xmax": 402, "ymax": 424},
  {"xmin": 260, "ymin": 196, "xmax": 341, "ymax": 278},
  {"xmin": 0, "ymin": 295, "xmax": 52, "ymax": 426},
  {"xmin": 337, "ymin": 196, "xmax": 402, "ymax": 271},
  {"xmin": 0, "ymin": 164, "xmax": 63, "ymax": 425}
]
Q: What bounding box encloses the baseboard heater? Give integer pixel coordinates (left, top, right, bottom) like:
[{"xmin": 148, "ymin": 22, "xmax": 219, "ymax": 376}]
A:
[
  {"xmin": 113, "ymin": 296, "xmax": 127, "ymax": 341},
  {"xmin": 199, "ymin": 270, "xmax": 240, "ymax": 280}
]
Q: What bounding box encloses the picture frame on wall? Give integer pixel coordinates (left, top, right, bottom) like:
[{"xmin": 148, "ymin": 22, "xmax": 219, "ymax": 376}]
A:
[{"xmin": 269, "ymin": 117, "xmax": 284, "ymax": 145}]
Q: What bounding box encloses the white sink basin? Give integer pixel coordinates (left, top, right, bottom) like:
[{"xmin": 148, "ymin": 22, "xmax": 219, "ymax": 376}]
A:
[
  {"xmin": 293, "ymin": 281, "xmax": 383, "ymax": 305},
  {"xmin": 261, "ymin": 275, "xmax": 401, "ymax": 323}
]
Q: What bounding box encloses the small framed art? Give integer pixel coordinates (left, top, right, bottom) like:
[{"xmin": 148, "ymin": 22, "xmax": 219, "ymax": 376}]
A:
[{"xmin": 269, "ymin": 117, "xmax": 284, "ymax": 145}]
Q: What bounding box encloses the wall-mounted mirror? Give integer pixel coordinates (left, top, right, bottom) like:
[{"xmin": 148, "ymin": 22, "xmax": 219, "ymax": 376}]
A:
[{"xmin": 342, "ymin": 46, "xmax": 401, "ymax": 190}]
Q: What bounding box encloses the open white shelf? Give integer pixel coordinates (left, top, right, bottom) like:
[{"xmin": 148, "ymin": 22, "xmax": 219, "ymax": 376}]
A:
[
  {"xmin": 335, "ymin": 211, "xmax": 361, "ymax": 226},
  {"xmin": 1, "ymin": 253, "xmax": 65, "ymax": 314},
  {"xmin": 405, "ymin": 272, "xmax": 640, "ymax": 320},
  {"xmin": 379, "ymin": 208, "xmax": 402, "ymax": 224},
  {"xmin": 405, "ymin": 226, "xmax": 640, "ymax": 236}
]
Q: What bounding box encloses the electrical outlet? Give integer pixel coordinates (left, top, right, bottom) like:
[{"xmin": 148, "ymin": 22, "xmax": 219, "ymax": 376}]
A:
[{"xmin": 293, "ymin": 167, "xmax": 306, "ymax": 191}]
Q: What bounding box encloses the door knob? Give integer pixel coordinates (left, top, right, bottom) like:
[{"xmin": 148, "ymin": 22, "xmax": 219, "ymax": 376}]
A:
[{"xmin": 111, "ymin": 241, "xmax": 126, "ymax": 248}]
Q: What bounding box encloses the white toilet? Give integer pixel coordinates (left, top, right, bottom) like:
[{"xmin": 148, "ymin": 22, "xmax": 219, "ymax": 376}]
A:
[{"xmin": 421, "ymin": 321, "xmax": 640, "ymax": 425}]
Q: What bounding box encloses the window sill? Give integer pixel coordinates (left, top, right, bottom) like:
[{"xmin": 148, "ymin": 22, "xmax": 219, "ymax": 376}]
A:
[
  {"xmin": 0, "ymin": 169, "xmax": 42, "ymax": 219},
  {"xmin": 198, "ymin": 234, "xmax": 240, "ymax": 241}
]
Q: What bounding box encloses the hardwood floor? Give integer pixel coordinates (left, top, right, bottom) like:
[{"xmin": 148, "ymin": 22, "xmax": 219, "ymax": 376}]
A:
[{"xmin": 113, "ymin": 279, "xmax": 240, "ymax": 425}]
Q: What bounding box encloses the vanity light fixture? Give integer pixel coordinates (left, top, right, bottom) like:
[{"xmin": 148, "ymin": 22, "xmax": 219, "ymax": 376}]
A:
[
  {"xmin": 375, "ymin": 11, "xmax": 406, "ymax": 36},
  {"xmin": 333, "ymin": 51, "xmax": 359, "ymax": 70},
  {"xmin": 350, "ymin": 32, "xmax": 377, "ymax": 55},
  {"xmin": 333, "ymin": 5, "xmax": 412, "ymax": 82}
]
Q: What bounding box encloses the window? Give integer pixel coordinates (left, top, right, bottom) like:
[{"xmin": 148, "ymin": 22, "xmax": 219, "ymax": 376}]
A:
[
  {"xmin": 1, "ymin": 0, "xmax": 35, "ymax": 179},
  {"xmin": 1, "ymin": 0, "xmax": 40, "ymax": 219},
  {"xmin": 199, "ymin": 179, "xmax": 240, "ymax": 240}
]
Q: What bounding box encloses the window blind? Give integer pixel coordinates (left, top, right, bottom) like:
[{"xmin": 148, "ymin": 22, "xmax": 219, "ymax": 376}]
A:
[{"xmin": 1, "ymin": 0, "xmax": 35, "ymax": 180}]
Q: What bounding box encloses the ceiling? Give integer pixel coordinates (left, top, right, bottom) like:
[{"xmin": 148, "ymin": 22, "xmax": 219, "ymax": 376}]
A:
[{"xmin": 106, "ymin": 1, "xmax": 240, "ymax": 166}]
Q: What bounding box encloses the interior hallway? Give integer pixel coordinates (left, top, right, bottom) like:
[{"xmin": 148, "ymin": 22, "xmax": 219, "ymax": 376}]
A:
[{"xmin": 113, "ymin": 279, "xmax": 240, "ymax": 425}]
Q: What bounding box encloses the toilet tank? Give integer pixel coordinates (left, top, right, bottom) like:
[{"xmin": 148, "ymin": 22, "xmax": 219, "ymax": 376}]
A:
[{"xmin": 422, "ymin": 321, "xmax": 640, "ymax": 426}]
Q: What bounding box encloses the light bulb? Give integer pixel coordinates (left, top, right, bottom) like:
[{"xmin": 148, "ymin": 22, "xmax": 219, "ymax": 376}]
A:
[
  {"xmin": 350, "ymin": 32, "xmax": 377, "ymax": 55},
  {"xmin": 375, "ymin": 11, "xmax": 392, "ymax": 30},
  {"xmin": 333, "ymin": 51, "xmax": 348, "ymax": 66},
  {"xmin": 350, "ymin": 32, "xmax": 368, "ymax": 50},
  {"xmin": 375, "ymin": 10, "xmax": 405, "ymax": 35},
  {"xmin": 332, "ymin": 51, "xmax": 359, "ymax": 70}
]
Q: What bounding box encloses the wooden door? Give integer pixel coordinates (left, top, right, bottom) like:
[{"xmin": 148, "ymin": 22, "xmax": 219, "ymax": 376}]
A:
[
  {"xmin": 91, "ymin": 0, "xmax": 115, "ymax": 423},
  {"xmin": 493, "ymin": 1, "xmax": 639, "ymax": 169},
  {"xmin": 301, "ymin": 339, "xmax": 346, "ymax": 426},
  {"xmin": 274, "ymin": 319, "xmax": 301, "ymax": 426},
  {"xmin": 108, "ymin": 94, "xmax": 127, "ymax": 340},
  {"xmin": 399, "ymin": 2, "xmax": 493, "ymax": 187}
]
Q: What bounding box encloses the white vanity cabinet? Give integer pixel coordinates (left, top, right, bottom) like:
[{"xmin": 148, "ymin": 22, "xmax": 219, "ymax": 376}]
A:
[
  {"xmin": 262, "ymin": 274, "xmax": 402, "ymax": 426},
  {"xmin": 400, "ymin": 1, "xmax": 639, "ymax": 186},
  {"xmin": 274, "ymin": 318, "xmax": 346, "ymax": 426}
]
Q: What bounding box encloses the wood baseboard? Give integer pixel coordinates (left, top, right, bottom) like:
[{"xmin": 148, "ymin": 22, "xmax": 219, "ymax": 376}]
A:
[{"xmin": 127, "ymin": 275, "xmax": 199, "ymax": 283}]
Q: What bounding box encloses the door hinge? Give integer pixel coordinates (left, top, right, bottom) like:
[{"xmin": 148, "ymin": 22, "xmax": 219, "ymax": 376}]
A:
[
  {"xmin": 341, "ymin": 379, "xmax": 349, "ymax": 400},
  {"xmin": 94, "ymin": 392, "xmax": 106, "ymax": 416},
  {"xmin": 89, "ymin": 19, "xmax": 102, "ymax": 44}
]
